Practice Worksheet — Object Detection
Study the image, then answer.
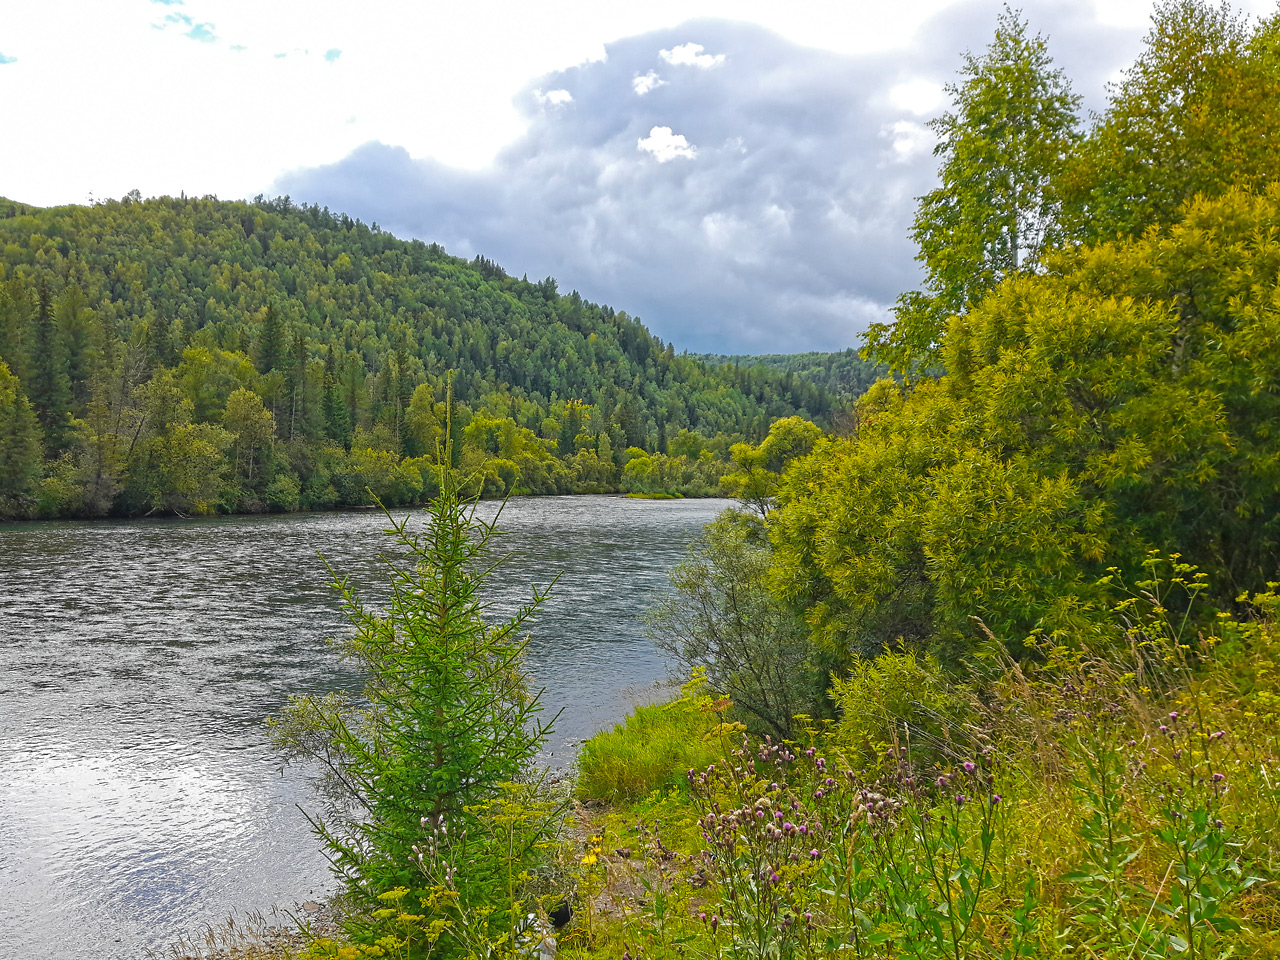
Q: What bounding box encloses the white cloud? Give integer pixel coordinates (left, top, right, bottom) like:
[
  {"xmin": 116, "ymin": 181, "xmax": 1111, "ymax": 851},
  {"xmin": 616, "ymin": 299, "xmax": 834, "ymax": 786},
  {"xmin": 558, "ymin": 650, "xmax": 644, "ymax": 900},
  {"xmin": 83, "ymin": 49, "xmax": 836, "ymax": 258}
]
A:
[
  {"xmin": 632, "ymin": 70, "xmax": 665, "ymax": 95},
  {"xmin": 637, "ymin": 125, "xmax": 697, "ymax": 162},
  {"xmin": 534, "ymin": 88, "xmax": 573, "ymax": 105},
  {"xmin": 659, "ymin": 42, "xmax": 724, "ymax": 68},
  {"xmin": 888, "ymin": 77, "xmax": 943, "ymax": 115},
  {"xmin": 882, "ymin": 120, "xmax": 934, "ymax": 162}
]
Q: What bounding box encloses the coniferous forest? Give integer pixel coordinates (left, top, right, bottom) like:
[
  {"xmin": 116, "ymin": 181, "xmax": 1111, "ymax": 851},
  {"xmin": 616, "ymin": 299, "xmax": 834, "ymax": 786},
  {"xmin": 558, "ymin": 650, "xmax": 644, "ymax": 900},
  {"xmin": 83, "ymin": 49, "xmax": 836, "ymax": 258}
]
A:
[{"xmin": 0, "ymin": 195, "xmax": 834, "ymax": 519}]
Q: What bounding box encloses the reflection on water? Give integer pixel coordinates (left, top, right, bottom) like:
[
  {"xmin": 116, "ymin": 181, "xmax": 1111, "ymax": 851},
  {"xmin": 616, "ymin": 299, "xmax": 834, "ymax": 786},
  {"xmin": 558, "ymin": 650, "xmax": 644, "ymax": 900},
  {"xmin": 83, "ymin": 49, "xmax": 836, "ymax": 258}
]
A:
[{"xmin": 0, "ymin": 495, "xmax": 728, "ymax": 960}]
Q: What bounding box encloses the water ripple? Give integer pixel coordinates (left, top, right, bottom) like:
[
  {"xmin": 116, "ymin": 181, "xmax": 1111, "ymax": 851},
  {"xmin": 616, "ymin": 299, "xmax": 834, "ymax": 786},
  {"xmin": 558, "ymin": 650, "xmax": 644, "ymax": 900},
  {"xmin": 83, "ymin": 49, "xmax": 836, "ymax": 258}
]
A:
[{"xmin": 0, "ymin": 495, "xmax": 726, "ymax": 959}]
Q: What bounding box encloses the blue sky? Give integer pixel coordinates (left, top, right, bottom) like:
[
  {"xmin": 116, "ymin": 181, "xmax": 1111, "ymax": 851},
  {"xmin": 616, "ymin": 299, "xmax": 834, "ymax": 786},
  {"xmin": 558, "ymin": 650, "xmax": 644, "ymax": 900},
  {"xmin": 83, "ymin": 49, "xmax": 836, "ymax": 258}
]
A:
[{"xmin": 2, "ymin": 0, "xmax": 1274, "ymax": 352}]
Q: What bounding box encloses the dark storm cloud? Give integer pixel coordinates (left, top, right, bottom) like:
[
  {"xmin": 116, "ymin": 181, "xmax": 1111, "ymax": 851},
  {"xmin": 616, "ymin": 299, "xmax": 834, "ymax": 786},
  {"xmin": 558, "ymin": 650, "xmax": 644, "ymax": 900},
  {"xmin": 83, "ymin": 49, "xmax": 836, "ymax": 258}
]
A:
[{"xmin": 274, "ymin": 4, "xmax": 1137, "ymax": 353}]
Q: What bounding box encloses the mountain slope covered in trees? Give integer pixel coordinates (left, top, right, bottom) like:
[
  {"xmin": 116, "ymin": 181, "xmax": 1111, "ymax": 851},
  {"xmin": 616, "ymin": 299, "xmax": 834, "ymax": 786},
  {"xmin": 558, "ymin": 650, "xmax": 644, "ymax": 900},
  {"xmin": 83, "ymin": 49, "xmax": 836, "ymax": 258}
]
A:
[
  {"xmin": 693, "ymin": 349, "xmax": 884, "ymax": 402},
  {"xmin": 0, "ymin": 194, "xmax": 835, "ymax": 518}
]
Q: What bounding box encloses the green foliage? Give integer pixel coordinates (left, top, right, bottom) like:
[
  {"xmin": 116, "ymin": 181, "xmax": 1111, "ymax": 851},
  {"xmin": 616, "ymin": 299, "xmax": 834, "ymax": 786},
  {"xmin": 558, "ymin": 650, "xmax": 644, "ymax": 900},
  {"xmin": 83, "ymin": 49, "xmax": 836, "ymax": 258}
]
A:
[
  {"xmin": 269, "ymin": 462, "xmax": 554, "ymax": 934},
  {"xmin": 619, "ymin": 448, "xmax": 723, "ymax": 497},
  {"xmin": 694, "ymin": 348, "xmax": 884, "ymax": 402},
  {"xmin": 1061, "ymin": 0, "xmax": 1280, "ymax": 243},
  {"xmin": 828, "ymin": 650, "xmax": 970, "ymax": 764},
  {"xmin": 0, "ymin": 359, "xmax": 41, "ymax": 517},
  {"xmin": 575, "ymin": 673, "xmax": 730, "ymax": 804},
  {"xmin": 647, "ymin": 511, "xmax": 819, "ymax": 738},
  {"xmin": 0, "ymin": 193, "xmax": 833, "ymax": 517},
  {"xmin": 775, "ymin": 187, "xmax": 1280, "ymax": 661},
  {"xmin": 721, "ymin": 416, "xmax": 823, "ymax": 518},
  {"xmin": 866, "ymin": 6, "xmax": 1080, "ymax": 374}
]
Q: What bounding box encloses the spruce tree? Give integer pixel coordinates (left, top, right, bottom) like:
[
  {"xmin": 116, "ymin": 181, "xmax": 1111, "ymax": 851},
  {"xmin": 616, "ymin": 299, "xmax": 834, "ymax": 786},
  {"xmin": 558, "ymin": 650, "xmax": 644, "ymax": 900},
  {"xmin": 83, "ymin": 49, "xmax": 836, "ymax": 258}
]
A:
[
  {"xmin": 28, "ymin": 278, "xmax": 72, "ymax": 454},
  {"xmin": 0, "ymin": 359, "xmax": 42, "ymax": 517},
  {"xmin": 256, "ymin": 303, "xmax": 285, "ymax": 375},
  {"xmin": 270, "ymin": 454, "xmax": 553, "ymax": 914},
  {"xmin": 322, "ymin": 346, "xmax": 352, "ymax": 447}
]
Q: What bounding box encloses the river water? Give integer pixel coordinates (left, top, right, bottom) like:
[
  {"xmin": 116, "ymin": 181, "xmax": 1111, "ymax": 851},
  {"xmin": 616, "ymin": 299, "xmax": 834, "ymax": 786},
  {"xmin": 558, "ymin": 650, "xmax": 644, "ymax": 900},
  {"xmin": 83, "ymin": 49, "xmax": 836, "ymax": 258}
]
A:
[{"xmin": 0, "ymin": 495, "xmax": 729, "ymax": 960}]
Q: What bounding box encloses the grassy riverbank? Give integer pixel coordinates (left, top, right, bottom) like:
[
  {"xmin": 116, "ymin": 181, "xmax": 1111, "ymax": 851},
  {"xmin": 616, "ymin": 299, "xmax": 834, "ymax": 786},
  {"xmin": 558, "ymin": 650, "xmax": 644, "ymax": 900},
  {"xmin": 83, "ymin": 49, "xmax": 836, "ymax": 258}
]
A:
[{"xmin": 208, "ymin": 584, "xmax": 1280, "ymax": 960}]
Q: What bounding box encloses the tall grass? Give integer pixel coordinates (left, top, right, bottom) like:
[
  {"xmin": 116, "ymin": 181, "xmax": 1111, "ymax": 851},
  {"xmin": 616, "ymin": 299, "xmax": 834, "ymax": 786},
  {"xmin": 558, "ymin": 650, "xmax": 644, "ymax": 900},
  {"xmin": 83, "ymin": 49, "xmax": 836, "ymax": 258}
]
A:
[{"xmin": 575, "ymin": 672, "xmax": 731, "ymax": 803}]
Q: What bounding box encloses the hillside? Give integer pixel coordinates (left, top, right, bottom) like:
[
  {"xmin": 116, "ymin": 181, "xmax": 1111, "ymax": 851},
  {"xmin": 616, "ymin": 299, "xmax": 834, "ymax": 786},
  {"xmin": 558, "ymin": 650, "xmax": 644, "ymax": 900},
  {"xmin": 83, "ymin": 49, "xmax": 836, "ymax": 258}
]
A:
[
  {"xmin": 0, "ymin": 194, "xmax": 833, "ymax": 518},
  {"xmin": 694, "ymin": 348, "xmax": 885, "ymax": 400}
]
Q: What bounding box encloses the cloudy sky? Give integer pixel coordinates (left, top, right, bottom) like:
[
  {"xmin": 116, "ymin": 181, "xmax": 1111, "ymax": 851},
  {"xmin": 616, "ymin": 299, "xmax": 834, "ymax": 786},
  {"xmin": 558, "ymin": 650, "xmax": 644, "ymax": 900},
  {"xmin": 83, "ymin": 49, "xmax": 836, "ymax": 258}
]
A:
[{"xmin": 2, "ymin": 1, "xmax": 1274, "ymax": 353}]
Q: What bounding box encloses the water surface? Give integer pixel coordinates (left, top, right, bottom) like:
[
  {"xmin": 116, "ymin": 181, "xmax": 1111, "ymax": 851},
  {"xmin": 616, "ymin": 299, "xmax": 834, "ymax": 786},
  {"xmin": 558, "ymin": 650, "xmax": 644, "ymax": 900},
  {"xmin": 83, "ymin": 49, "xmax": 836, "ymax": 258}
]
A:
[{"xmin": 0, "ymin": 495, "xmax": 728, "ymax": 959}]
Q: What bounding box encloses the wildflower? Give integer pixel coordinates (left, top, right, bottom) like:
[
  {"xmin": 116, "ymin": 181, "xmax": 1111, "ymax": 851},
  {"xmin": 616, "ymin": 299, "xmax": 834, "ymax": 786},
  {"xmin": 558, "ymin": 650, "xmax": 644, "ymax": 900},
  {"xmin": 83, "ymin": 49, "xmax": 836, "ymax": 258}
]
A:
[
  {"xmin": 1212, "ymin": 773, "xmax": 1225, "ymax": 782},
  {"xmin": 992, "ymin": 794, "xmax": 1002, "ymax": 805},
  {"xmin": 963, "ymin": 761, "xmax": 976, "ymax": 774},
  {"xmin": 711, "ymin": 915, "xmax": 719, "ymax": 933},
  {"xmin": 809, "ymin": 849, "xmax": 820, "ymax": 860}
]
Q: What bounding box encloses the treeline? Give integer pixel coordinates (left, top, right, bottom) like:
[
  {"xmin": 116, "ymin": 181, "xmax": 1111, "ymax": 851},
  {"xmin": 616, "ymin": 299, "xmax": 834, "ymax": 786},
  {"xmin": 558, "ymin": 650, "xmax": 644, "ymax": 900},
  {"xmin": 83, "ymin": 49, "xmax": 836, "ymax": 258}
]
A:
[
  {"xmin": 694, "ymin": 348, "xmax": 885, "ymax": 401},
  {"xmin": 0, "ymin": 194, "xmax": 836, "ymax": 518}
]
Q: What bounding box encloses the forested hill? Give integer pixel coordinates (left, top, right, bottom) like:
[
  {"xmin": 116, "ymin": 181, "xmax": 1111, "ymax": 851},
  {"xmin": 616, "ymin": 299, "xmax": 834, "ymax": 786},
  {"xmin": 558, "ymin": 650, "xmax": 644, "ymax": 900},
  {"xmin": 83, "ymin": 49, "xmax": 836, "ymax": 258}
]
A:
[
  {"xmin": 0, "ymin": 194, "xmax": 834, "ymax": 518},
  {"xmin": 694, "ymin": 349, "xmax": 884, "ymax": 400}
]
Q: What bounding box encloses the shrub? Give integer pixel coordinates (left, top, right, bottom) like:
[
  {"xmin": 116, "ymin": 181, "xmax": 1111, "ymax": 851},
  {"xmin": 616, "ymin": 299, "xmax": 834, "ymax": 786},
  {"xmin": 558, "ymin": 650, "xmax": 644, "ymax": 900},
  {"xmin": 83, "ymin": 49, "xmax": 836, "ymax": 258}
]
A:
[
  {"xmin": 829, "ymin": 649, "xmax": 972, "ymax": 764},
  {"xmin": 647, "ymin": 512, "xmax": 819, "ymax": 738}
]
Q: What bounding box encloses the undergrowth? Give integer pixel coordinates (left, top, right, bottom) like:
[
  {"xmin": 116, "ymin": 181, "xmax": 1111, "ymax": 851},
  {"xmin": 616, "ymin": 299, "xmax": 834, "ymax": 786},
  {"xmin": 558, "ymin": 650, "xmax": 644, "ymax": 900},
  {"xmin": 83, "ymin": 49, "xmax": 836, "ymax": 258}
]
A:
[{"xmin": 284, "ymin": 560, "xmax": 1280, "ymax": 959}]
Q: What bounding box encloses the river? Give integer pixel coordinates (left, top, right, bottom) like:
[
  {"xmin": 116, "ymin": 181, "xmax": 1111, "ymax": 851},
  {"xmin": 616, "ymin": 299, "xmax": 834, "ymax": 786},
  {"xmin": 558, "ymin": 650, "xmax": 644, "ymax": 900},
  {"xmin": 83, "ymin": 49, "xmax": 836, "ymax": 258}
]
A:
[{"xmin": 0, "ymin": 495, "xmax": 729, "ymax": 960}]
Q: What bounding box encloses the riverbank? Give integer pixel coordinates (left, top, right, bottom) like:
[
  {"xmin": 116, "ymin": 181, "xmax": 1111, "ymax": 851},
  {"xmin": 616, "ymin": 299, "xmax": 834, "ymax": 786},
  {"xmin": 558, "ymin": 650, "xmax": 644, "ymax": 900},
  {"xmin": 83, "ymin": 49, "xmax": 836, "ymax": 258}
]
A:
[
  {"xmin": 0, "ymin": 485, "xmax": 725, "ymax": 524},
  {"xmin": 243, "ymin": 597, "xmax": 1280, "ymax": 960},
  {"xmin": 150, "ymin": 902, "xmax": 342, "ymax": 960}
]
